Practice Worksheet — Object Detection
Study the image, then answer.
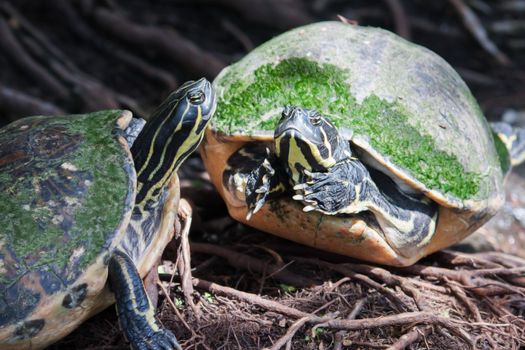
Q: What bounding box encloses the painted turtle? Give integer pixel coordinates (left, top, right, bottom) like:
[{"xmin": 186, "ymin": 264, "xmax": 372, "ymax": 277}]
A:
[
  {"xmin": 200, "ymin": 22, "xmax": 524, "ymax": 266},
  {"xmin": 0, "ymin": 78, "xmax": 216, "ymax": 349}
]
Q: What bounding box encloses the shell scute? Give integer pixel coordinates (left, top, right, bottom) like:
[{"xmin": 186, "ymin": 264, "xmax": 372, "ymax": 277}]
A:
[{"xmin": 0, "ymin": 110, "xmax": 135, "ymax": 329}]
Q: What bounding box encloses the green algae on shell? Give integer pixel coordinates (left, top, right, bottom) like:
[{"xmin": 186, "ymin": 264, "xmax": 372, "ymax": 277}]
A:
[
  {"xmin": 212, "ymin": 21, "xmax": 504, "ymax": 208},
  {"xmin": 0, "ymin": 110, "xmax": 134, "ymax": 291}
]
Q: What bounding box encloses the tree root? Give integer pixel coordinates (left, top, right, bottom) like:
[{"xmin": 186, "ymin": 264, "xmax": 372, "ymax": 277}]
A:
[
  {"xmin": 449, "ymin": 0, "xmax": 511, "ymax": 66},
  {"xmin": 193, "ymin": 277, "xmax": 477, "ymax": 348},
  {"xmin": 0, "ymin": 15, "xmax": 69, "ymax": 100},
  {"xmin": 386, "ymin": 326, "xmax": 432, "ymax": 350},
  {"xmin": 191, "ymin": 242, "xmax": 316, "ymax": 287},
  {"xmin": 87, "ymin": 6, "xmax": 225, "ymax": 79},
  {"xmin": 0, "ymin": 2, "xmax": 140, "ymax": 112},
  {"xmin": 0, "ymin": 84, "xmax": 64, "ymax": 118},
  {"xmin": 48, "ymin": 0, "xmax": 177, "ymax": 90},
  {"xmin": 208, "ymin": 0, "xmax": 314, "ymax": 30}
]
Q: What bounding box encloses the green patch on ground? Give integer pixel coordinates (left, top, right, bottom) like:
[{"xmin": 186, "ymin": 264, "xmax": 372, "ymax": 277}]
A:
[{"xmin": 214, "ymin": 57, "xmax": 481, "ymax": 199}]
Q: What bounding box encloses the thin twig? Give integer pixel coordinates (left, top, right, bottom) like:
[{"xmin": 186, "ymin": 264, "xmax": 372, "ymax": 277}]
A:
[
  {"xmin": 0, "ymin": 84, "xmax": 64, "ymax": 118},
  {"xmin": 177, "ymin": 199, "xmax": 201, "ymax": 318},
  {"xmin": 382, "ymin": 0, "xmax": 411, "ymax": 39},
  {"xmin": 386, "ymin": 326, "xmax": 432, "ymax": 350},
  {"xmin": 191, "ymin": 242, "xmax": 316, "ymax": 287},
  {"xmin": 449, "ymin": 0, "xmax": 511, "ymax": 66},
  {"xmin": 89, "ymin": 7, "xmax": 225, "ymax": 78}
]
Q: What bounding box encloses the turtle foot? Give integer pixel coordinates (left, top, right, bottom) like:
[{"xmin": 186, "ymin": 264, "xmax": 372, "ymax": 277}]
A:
[
  {"xmin": 245, "ymin": 155, "xmax": 275, "ymax": 220},
  {"xmin": 129, "ymin": 328, "xmax": 181, "ymax": 350}
]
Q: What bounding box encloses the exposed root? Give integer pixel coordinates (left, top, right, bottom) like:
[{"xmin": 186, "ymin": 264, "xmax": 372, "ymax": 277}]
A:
[
  {"xmin": 86, "ymin": 6, "xmax": 225, "ymax": 79},
  {"xmin": 382, "ymin": 0, "xmax": 411, "ymax": 39},
  {"xmin": 449, "ymin": 0, "xmax": 511, "ymax": 66},
  {"xmin": 48, "ymin": 0, "xmax": 177, "ymax": 90},
  {"xmin": 0, "ymin": 84, "xmax": 64, "ymax": 118},
  {"xmin": 176, "ymin": 199, "xmax": 201, "ymax": 318},
  {"xmin": 191, "ymin": 242, "xmax": 316, "ymax": 287},
  {"xmin": 386, "ymin": 326, "xmax": 432, "ymax": 350}
]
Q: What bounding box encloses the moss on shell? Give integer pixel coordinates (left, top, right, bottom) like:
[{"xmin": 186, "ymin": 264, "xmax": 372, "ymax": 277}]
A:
[
  {"xmin": 214, "ymin": 58, "xmax": 480, "ymax": 199},
  {"xmin": 0, "ymin": 111, "xmax": 131, "ymax": 288}
]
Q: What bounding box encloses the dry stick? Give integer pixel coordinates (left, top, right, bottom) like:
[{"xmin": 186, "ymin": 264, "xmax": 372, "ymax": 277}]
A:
[
  {"xmin": 436, "ymin": 250, "xmax": 503, "ymax": 269},
  {"xmin": 315, "ymin": 313, "xmax": 472, "ymax": 346},
  {"xmin": 449, "ymin": 0, "xmax": 511, "ymax": 66},
  {"xmin": 193, "ymin": 278, "xmax": 474, "ymax": 345},
  {"xmin": 273, "ymin": 299, "xmax": 341, "ymax": 350},
  {"xmin": 177, "ymin": 199, "xmax": 201, "ymax": 318},
  {"xmin": 90, "ymin": 7, "xmax": 225, "ymax": 78},
  {"xmin": 295, "ymin": 258, "xmax": 410, "ymax": 312},
  {"xmin": 382, "ymin": 0, "xmax": 411, "ymax": 39},
  {"xmin": 477, "ymin": 251, "xmax": 525, "ymax": 268},
  {"xmin": 18, "ymin": 31, "xmax": 136, "ymax": 111},
  {"xmin": 445, "ymin": 279, "xmax": 483, "ymax": 322},
  {"xmin": 2, "ymin": 3, "xmax": 136, "ymax": 112},
  {"xmin": 265, "ymin": 316, "xmax": 318, "ymax": 350},
  {"xmin": 207, "ymin": 0, "xmax": 314, "ymax": 30},
  {"xmin": 386, "ymin": 326, "xmax": 432, "ymax": 350},
  {"xmin": 1, "ymin": 2, "xmax": 78, "ymax": 72},
  {"xmin": 0, "ymin": 17, "xmax": 68, "ymax": 100},
  {"xmin": 333, "ymin": 298, "xmax": 367, "ymax": 350},
  {"xmin": 157, "ymin": 280, "xmax": 195, "ymax": 335},
  {"xmin": 48, "ymin": 0, "xmax": 177, "ymax": 89},
  {"xmin": 0, "ymin": 84, "xmax": 64, "ymax": 117},
  {"xmin": 339, "ymin": 261, "xmax": 428, "ymax": 310},
  {"xmin": 193, "ymin": 278, "xmax": 309, "ymax": 319},
  {"xmin": 191, "ymin": 242, "xmax": 316, "ymax": 287},
  {"xmin": 221, "ymin": 19, "xmax": 254, "ymax": 52},
  {"xmin": 398, "ymin": 263, "xmax": 525, "ymax": 294}
]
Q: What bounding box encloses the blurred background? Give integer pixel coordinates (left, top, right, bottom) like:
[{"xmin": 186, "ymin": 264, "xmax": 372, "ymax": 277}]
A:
[
  {"xmin": 1, "ymin": 0, "xmax": 524, "ymax": 126},
  {"xmin": 3, "ymin": 1, "xmax": 525, "ymax": 348}
]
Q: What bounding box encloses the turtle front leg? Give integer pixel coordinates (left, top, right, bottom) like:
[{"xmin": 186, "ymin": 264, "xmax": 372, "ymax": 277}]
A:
[
  {"xmin": 293, "ymin": 159, "xmax": 366, "ymax": 215},
  {"xmin": 223, "ymin": 143, "xmax": 287, "ymax": 219},
  {"xmin": 108, "ymin": 250, "xmax": 181, "ymax": 350}
]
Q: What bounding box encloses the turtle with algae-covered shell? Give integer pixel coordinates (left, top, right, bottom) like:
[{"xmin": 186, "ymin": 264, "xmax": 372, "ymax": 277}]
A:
[
  {"xmin": 0, "ymin": 78, "xmax": 216, "ymax": 349},
  {"xmin": 200, "ymin": 22, "xmax": 525, "ymax": 266}
]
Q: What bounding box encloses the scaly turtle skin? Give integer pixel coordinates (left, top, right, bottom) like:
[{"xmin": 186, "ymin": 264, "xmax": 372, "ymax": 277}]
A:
[
  {"xmin": 0, "ymin": 78, "xmax": 216, "ymax": 349},
  {"xmin": 200, "ymin": 22, "xmax": 525, "ymax": 266}
]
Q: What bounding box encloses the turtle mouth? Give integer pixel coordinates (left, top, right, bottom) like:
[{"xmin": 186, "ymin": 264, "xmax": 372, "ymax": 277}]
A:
[{"xmin": 274, "ymin": 125, "xmax": 303, "ymax": 139}]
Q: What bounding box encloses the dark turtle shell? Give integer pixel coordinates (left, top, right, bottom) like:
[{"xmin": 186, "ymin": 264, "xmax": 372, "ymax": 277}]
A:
[{"xmin": 0, "ymin": 110, "xmax": 135, "ymax": 344}]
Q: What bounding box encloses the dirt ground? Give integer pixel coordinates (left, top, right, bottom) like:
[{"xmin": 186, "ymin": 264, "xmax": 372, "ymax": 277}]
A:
[{"xmin": 1, "ymin": 1, "xmax": 525, "ymax": 349}]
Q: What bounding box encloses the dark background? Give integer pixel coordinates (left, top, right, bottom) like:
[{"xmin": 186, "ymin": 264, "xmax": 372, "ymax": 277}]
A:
[{"xmin": 1, "ymin": 0, "xmax": 524, "ymax": 127}]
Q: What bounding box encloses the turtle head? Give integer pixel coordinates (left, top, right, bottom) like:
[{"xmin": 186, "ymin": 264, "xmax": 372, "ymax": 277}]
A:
[
  {"xmin": 274, "ymin": 106, "xmax": 350, "ymax": 181},
  {"xmin": 164, "ymin": 77, "xmax": 216, "ymax": 146},
  {"xmin": 132, "ymin": 78, "xmax": 216, "ymax": 205}
]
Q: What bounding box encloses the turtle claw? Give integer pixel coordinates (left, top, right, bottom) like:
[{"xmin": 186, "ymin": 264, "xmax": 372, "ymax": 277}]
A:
[
  {"xmin": 255, "ymin": 187, "xmax": 267, "ymax": 194},
  {"xmin": 245, "ymin": 156, "xmax": 278, "ymax": 219},
  {"xmin": 303, "ymin": 205, "xmax": 316, "ymax": 212},
  {"xmin": 293, "ymin": 183, "xmax": 308, "ymax": 191},
  {"xmin": 246, "ymin": 196, "xmax": 266, "ymax": 220},
  {"xmin": 292, "ymin": 194, "xmax": 304, "ymax": 201}
]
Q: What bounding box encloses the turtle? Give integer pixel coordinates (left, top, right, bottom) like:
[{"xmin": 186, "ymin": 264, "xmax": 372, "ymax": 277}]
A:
[
  {"xmin": 0, "ymin": 77, "xmax": 216, "ymax": 350},
  {"xmin": 199, "ymin": 21, "xmax": 525, "ymax": 267}
]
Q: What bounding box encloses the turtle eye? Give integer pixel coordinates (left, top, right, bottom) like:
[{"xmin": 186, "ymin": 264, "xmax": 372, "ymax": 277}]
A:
[
  {"xmin": 189, "ymin": 90, "xmax": 205, "ymax": 104},
  {"xmin": 310, "ymin": 114, "xmax": 322, "ymax": 126}
]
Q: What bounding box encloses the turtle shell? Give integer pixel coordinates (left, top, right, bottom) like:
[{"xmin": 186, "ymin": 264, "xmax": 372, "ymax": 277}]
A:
[
  {"xmin": 201, "ymin": 22, "xmax": 506, "ymax": 266},
  {"xmin": 0, "ymin": 110, "xmax": 135, "ymax": 348}
]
